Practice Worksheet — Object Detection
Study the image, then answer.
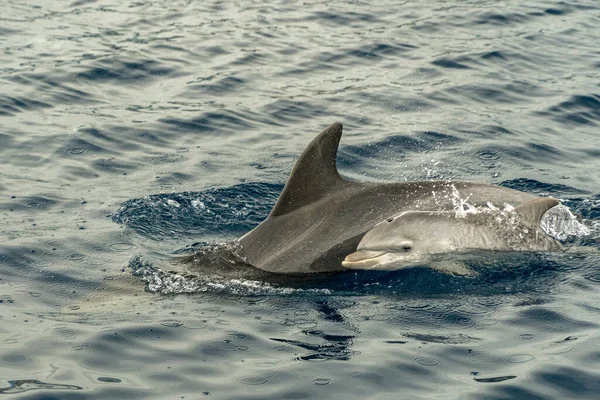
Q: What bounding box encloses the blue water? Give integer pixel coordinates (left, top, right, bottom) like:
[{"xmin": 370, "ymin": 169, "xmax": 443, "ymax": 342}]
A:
[{"xmin": 2, "ymin": 0, "xmax": 600, "ymax": 398}]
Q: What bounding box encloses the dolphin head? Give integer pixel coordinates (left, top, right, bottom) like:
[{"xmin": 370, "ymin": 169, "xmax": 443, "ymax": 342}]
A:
[{"xmin": 342, "ymin": 211, "xmax": 458, "ymax": 270}]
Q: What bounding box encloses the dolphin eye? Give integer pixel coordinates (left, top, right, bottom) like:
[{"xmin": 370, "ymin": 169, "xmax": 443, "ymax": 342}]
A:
[
  {"xmin": 386, "ymin": 218, "xmax": 393, "ymax": 223},
  {"xmin": 401, "ymin": 244, "xmax": 412, "ymax": 252}
]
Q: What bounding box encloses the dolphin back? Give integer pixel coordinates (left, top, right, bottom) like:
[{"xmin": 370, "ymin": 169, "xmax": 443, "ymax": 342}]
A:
[{"xmin": 238, "ymin": 123, "xmax": 540, "ymax": 274}]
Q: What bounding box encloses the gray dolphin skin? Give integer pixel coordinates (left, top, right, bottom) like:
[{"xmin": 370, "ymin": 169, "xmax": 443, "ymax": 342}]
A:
[
  {"xmin": 342, "ymin": 198, "xmax": 561, "ymax": 275},
  {"xmin": 237, "ymin": 123, "xmax": 540, "ymax": 274}
]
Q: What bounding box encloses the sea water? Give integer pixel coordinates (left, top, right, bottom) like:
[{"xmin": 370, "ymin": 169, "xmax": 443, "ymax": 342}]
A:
[{"xmin": 1, "ymin": 1, "xmax": 600, "ymax": 399}]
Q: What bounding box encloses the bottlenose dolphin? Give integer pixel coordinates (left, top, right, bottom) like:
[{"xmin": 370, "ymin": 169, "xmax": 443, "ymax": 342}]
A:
[
  {"xmin": 236, "ymin": 123, "xmax": 539, "ymax": 274},
  {"xmin": 342, "ymin": 198, "xmax": 562, "ymax": 275}
]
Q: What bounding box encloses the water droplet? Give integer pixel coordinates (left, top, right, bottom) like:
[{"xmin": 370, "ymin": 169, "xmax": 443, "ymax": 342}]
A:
[
  {"xmin": 237, "ymin": 375, "xmax": 269, "ymax": 385},
  {"xmin": 349, "ymin": 372, "xmax": 364, "ymax": 378},
  {"xmin": 207, "ymin": 341, "xmax": 238, "ymax": 352},
  {"xmin": 415, "ymin": 357, "xmax": 440, "ymax": 366},
  {"xmin": 160, "ymin": 320, "xmax": 183, "ymax": 328},
  {"xmin": 542, "ymin": 343, "xmax": 574, "ymax": 355},
  {"xmin": 66, "ymin": 148, "xmax": 85, "ymax": 155},
  {"xmin": 226, "ymin": 331, "xmax": 247, "ymax": 339},
  {"xmin": 59, "ymin": 331, "xmax": 79, "ymax": 339},
  {"xmin": 108, "ymin": 242, "xmax": 135, "ymax": 252},
  {"xmin": 520, "ymin": 334, "xmax": 535, "ymax": 340},
  {"xmin": 123, "ymin": 333, "xmax": 140, "ymax": 339},
  {"xmin": 505, "ymin": 354, "xmax": 534, "ymax": 363},
  {"xmin": 477, "ymin": 151, "xmax": 499, "ymax": 160},
  {"xmin": 297, "ymin": 321, "xmax": 318, "ymax": 329},
  {"xmin": 312, "ymin": 378, "xmax": 331, "ymax": 385}
]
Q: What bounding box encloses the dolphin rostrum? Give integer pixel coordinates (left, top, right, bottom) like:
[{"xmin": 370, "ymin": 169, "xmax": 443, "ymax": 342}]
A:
[
  {"xmin": 236, "ymin": 123, "xmax": 539, "ymax": 274},
  {"xmin": 342, "ymin": 198, "xmax": 562, "ymax": 276}
]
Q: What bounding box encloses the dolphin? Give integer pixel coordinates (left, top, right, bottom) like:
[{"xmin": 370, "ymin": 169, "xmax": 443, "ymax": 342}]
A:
[
  {"xmin": 236, "ymin": 123, "xmax": 540, "ymax": 274},
  {"xmin": 342, "ymin": 198, "xmax": 562, "ymax": 276}
]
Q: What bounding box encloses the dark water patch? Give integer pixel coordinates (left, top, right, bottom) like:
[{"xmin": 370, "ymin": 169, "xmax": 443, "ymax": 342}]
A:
[
  {"xmin": 0, "ymin": 95, "xmax": 52, "ymax": 116},
  {"xmin": 368, "ymin": 42, "xmax": 418, "ymax": 56},
  {"xmin": 63, "ymin": 126, "xmax": 142, "ymax": 157},
  {"xmin": 153, "ymin": 172, "xmax": 194, "ymax": 187},
  {"xmin": 229, "ymin": 51, "xmax": 269, "ymax": 67},
  {"xmin": 534, "ymin": 366, "xmax": 600, "ymax": 397},
  {"xmin": 0, "ymin": 133, "xmax": 14, "ymax": 151},
  {"xmin": 92, "ymin": 158, "xmax": 137, "ymax": 175},
  {"xmin": 159, "ymin": 110, "xmax": 257, "ymax": 135},
  {"xmin": 544, "ymin": 8, "xmax": 567, "ymax": 16},
  {"xmin": 112, "ymin": 182, "xmax": 281, "ymax": 241},
  {"xmin": 500, "ymin": 178, "xmax": 589, "ymax": 197},
  {"xmin": 582, "ymin": 148, "xmax": 600, "ymax": 158},
  {"xmin": 503, "ymin": 81, "xmax": 549, "ymax": 97},
  {"xmin": 307, "ymin": 11, "xmax": 382, "ymax": 26},
  {"xmin": 74, "ymin": 57, "xmax": 175, "ymax": 84},
  {"xmin": 284, "ymin": 42, "xmax": 416, "ymax": 75},
  {"xmin": 431, "ymin": 57, "xmax": 472, "ymax": 70},
  {"xmin": 447, "ymin": 84, "xmax": 523, "ymax": 104},
  {"xmin": 186, "ymin": 76, "xmax": 246, "ymax": 96},
  {"xmin": 78, "ymin": 127, "xmax": 124, "ymax": 145},
  {"xmin": 528, "ymin": 142, "xmax": 562, "ymax": 157},
  {"xmin": 340, "ymin": 130, "xmax": 460, "ymax": 167},
  {"xmin": 474, "ymin": 375, "xmax": 517, "ymax": 383},
  {"xmin": 322, "ymin": 43, "xmax": 417, "ymax": 64},
  {"xmin": 475, "ymin": 12, "xmax": 530, "ymax": 26},
  {"xmin": 263, "ymin": 99, "xmax": 329, "ymax": 124},
  {"xmin": 510, "ymin": 307, "xmax": 598, "ymax": 330},
  {"xmin": 97, "ymin": 377, "xmax": 121, "ymax": 383},
  {"xmin": 420, "ymin": 130, "xmax": 462, "ymax": 144},
  {"xmin": 477, "ymin": 385, "xmax": 547, "ymax": 400},
  {"xmin": 7, "ymin": 74, "xmax": 97, "ymax": 105},
  {"xmin": 61, "ymin": 165, "xmax": 99, "ymax": 179},
  {"xmin": 0, "ymin": 27, "xmax": 21, "ymax": 36},
  {"xmin": 111, "ymin": 125, "xmax": 172, "ymax": 147},
  {"xmin": 69, "ymin": 0, "xmax": 98, "ymax": 6},
  {"xmin": 538, "ymin": 94, "xmax": 600, "ymax": 126},
  {"xmin": 271, "ymin": 330, "xmax": 355, "ymax": 361},
  {"xmin": 481, "ymin": 50, "xmax": 508, "ymax": 61}
]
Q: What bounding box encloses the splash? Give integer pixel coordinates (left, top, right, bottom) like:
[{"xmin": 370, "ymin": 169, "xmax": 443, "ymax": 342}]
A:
[
  {"xmin": 540, "ymin": 204, "xmax": 591, "ymax": 241},
  {"xmin": 128, "ymin": 256, "xmax": 330, "ymax": 296},
  {"xmin": 449, "ymin": 185, "xmax": 590, "ymax": 241}
]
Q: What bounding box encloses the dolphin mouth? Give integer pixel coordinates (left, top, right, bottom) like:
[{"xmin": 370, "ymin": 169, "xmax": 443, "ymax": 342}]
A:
[{"xmin": 342, "ymin": 250, "xmax": 390, "ymax": 269}]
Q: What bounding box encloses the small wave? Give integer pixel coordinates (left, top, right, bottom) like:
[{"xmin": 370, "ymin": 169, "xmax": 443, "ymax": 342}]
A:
[{"xmin": 112, "ymin": 182, "xmax": 281, "ymax": 241}]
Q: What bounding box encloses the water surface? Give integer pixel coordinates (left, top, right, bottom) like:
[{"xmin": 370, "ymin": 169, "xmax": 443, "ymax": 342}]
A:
[{"xmin": 1, "ymin": 0, "xmax": 600, "ymax": 399}]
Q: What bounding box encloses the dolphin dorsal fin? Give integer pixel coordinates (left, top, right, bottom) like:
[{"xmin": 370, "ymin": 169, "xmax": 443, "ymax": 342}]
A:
[
  {"xmin": 514, "ymin": 197, "xmax": 560, "ymax": 226},
  {"xmin": 269, "ymin": 123, "xmax": 347, "ymax": 217}
]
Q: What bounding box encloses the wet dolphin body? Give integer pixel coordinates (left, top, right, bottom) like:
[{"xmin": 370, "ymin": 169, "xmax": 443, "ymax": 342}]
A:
[
  {"xmin": 342, "ymin": 198, "xmax": 562, "ymax": 275},
  {"xmin": 237, "ymin": 123, "xmax": 539, "ymax": 274}
]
